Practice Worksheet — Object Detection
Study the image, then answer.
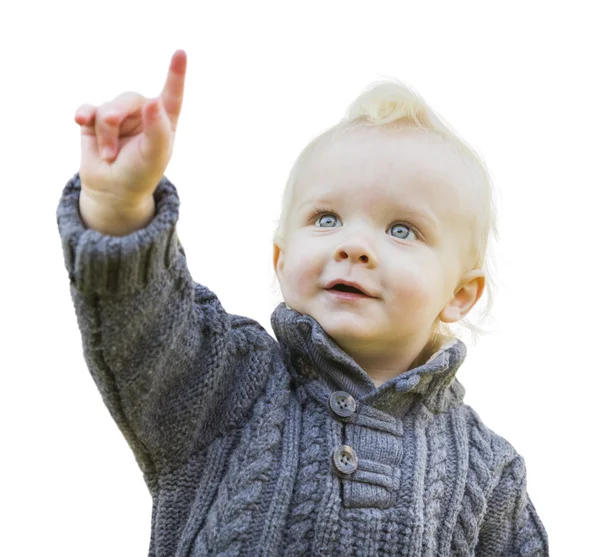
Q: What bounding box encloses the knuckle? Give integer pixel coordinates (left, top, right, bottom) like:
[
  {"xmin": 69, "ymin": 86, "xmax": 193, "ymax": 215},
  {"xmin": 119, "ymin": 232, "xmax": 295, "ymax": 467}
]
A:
[
  {"xmin": 75, "ymin": 104, "xmax": 94, "ymax": 121},
  {"xmin": 76, "ymin": 103, "xmax": 94, "ymax": 113},
  {"xmin": 97, "ymin": 92, "xmax": 146, "ymax": 124},
  {"xmin": 117, "ymin": 91, "xmax": 147, "ymax": 109},
  {"xmin": 119, "ymin": 91, "xmax": 142, "ymax": 101},
  {"xmin": 97, "ymin": 104, "xmax": 119, "ymax": 125},
  {"xmin": 96, "ymin": 102, "xmax": 111, "ymax": 119}
]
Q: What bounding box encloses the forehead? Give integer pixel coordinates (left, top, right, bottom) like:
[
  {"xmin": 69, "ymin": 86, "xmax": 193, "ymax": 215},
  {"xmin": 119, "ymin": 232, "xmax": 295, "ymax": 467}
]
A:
[{"xmin": 294, "ymin": 127, "xmax": 476, "ymax": 219}]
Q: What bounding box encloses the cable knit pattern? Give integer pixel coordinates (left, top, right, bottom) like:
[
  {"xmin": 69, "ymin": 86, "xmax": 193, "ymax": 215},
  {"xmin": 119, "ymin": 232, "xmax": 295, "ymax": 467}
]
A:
[
  {"xmin": 475, "ymin": 455, "xmax": 549, "ymax": 556},
  {"xmin": 283, "ymin": 397, "xmax": 329, "ymax": 556},
  {"xmin": 57, "ymin": 173, "xmax": 550, "ymax": 556},
  {"xmin": 210, "ymin": 367, "xmax": 290, "ymax": 556},
  {"xmin": 450, "ymin": 408, "xmax": 495, "ymax": 555},
  {"xmin": 422, "ymin": 408, "xmax": 449, "ymax": 555}
]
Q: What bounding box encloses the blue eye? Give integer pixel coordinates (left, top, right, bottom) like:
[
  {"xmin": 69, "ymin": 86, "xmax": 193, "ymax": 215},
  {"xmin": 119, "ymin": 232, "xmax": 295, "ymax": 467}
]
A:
[
  {"xmin": 315, "ymin": 213, "xmax": 339, "ymax": 227},
  {"xmin": 388, "ymin": 223, "xmax": 416, "ymax": 240}
]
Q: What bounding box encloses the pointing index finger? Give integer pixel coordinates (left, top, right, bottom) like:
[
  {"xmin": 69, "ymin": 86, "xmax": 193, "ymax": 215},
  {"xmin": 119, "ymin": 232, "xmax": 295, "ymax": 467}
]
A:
[{"xmin": 160, "ymin": 49, "xmax": 187, "ymax": 130}]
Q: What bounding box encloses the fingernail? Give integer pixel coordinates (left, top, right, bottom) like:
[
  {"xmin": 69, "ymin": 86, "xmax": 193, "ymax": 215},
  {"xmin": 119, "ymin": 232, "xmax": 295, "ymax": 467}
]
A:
[{"xmin": 101, "ymin": 147, "xmax": 112, "ymax": 160}]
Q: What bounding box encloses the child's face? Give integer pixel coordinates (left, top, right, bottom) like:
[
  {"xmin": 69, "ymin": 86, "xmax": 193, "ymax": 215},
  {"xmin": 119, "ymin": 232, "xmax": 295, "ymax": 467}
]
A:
[{"xmin": 274, "ymin": 127, "xmax": 482, "ymax": 360}]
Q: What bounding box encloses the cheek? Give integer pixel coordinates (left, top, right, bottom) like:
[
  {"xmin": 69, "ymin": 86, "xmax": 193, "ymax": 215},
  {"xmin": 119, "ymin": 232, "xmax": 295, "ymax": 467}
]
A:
[
  {"xmin": 384, "ymin": 256, "xmax": 443, "ymax": 305},
  {"xmin": 281, "ymin": 240, "xmax": 322, "ymax": 297}
]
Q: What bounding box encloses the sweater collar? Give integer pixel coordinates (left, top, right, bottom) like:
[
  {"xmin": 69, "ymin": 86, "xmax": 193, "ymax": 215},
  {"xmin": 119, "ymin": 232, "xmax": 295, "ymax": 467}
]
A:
[{"xmin": 271, "ymin": 302, "xmax": 467, "ymax": 414}]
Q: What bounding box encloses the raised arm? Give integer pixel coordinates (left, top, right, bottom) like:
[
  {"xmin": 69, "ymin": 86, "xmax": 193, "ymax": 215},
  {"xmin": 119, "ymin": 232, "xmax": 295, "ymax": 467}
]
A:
[
  {"xmin": 57, "ymin": 173, "xmax": 274, "ymax": 487},
  {"xmin": 58, "ymin": 51, "xmax": 275, "ymax": 489}
]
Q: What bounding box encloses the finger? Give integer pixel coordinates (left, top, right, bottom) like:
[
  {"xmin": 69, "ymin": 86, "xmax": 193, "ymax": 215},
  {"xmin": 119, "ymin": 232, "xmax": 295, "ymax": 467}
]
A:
[
  {"xmin": 140, "ymin": 97, "xmax": 170, "ymax": 161},
  {"xmin": 94, "ymin": 107, "xmax": 123, "ymax": 160},
  {"xmin": 159, "ymin": 49, "xmax": 187, "ymax": 131},
  {"xmin": 76, "ymin": 105, "xmax": 102, "ymax": 167},
  {"xmin": 95, "ymin": 92, "xmax": 147, "ymax": 159},
  {"xmin": 74, "ymin": 104, "xmax": 96, "ymax": 128}
]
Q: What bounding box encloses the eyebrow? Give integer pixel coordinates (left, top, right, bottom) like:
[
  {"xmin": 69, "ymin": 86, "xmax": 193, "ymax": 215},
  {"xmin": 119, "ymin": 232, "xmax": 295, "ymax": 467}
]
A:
[{"xmin": 397, "ymin": 205, "xmax": 439, "ymax": 232}]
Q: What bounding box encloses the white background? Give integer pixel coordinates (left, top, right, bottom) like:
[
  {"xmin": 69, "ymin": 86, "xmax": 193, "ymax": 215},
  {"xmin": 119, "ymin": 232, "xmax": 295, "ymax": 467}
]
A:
[{"xmin": 1, "ymin": 1, "xmax": 597, "ymax": 554}]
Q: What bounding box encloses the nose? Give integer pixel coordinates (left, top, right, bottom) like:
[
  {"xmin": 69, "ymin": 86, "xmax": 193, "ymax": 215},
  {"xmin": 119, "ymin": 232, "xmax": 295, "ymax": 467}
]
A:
[{"xmin": 334, "ymin": 237, "xmax": 377, "ymax": 267}]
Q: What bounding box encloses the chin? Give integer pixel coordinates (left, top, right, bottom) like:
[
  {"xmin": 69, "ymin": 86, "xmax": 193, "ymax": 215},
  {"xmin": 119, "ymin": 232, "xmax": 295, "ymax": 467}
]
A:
[{"xmin": 317, "ymin": 314, "xmax": 377, "ymax": 343}]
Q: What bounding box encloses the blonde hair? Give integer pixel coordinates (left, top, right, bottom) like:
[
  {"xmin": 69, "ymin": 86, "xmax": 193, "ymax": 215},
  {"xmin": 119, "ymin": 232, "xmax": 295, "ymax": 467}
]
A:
[{"xmin": 272, "ymin": 78, "xmax": 500, "ymax": 351}]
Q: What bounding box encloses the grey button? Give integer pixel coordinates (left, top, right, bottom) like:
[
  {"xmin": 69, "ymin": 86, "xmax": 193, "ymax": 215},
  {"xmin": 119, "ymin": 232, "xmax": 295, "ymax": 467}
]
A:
[
  {"xmin": 329, "ymin": 391, "xmax": 357, "ymax": 418},
  {"xmin": 332, "ymin": 445, "xmax": 358, "ymax": 474}
]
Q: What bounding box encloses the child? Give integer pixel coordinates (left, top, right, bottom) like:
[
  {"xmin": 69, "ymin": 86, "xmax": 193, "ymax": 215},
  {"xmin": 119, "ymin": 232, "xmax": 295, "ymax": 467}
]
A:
[{"xmin": 57, "ymin": 49, "xmax": 549, "ymax": 556}]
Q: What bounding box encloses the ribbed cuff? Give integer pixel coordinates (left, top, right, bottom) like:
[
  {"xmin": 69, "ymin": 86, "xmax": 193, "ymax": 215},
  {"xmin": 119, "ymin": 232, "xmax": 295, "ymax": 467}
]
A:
[{"xmin": 56, "ymin": 172, "xmax": 184, "ymax": 296}]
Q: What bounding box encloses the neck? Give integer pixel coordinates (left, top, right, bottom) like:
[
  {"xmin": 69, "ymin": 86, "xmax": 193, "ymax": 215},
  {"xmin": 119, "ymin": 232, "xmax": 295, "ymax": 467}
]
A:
[{"xmin": 336, "ymin": 330, "xmax": 446, "ymax": 387}]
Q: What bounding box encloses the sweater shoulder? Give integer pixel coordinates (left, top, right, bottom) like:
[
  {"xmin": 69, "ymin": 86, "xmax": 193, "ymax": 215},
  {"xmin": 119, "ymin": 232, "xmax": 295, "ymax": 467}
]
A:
[
  {"xmin": 458, "ymin": 403, "xmax": 521, "ymax": 475},
  {"xmin": 192, "ymin": 282, "xmax": 279, "ymax": 351}
]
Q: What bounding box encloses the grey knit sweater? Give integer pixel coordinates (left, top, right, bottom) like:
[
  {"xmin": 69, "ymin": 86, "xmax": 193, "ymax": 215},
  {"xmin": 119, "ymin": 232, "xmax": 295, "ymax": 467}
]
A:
[{"xmin": 57, "ymin": 173, "xmax": 549, "ymax": 556}]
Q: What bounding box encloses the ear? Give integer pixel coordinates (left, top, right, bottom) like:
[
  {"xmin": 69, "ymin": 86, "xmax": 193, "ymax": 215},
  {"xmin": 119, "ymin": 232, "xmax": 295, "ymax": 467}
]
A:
[
  {"xmin": 273, "ymin": 242, "xmax": 284, "ymax": 279},
  {"xmin": 439, "ymin": 270, "xmax": 485, "ymax": 324}
]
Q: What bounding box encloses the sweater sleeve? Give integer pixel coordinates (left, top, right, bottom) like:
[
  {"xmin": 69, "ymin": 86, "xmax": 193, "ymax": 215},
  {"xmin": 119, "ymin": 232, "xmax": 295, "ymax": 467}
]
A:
[
  {"xmin": 475, "ymin": 455, "xmax": 549, "ymax": 556},
  {"xmin": 56, "ymin": 173, "xmax": 274, "ymax": 485}
]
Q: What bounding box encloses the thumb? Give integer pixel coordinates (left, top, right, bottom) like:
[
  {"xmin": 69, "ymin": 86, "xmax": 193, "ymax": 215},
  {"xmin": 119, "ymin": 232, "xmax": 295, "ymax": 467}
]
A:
[{"xmin": 140, "ymin": 98, "xmax": 170, "ymax": 161}]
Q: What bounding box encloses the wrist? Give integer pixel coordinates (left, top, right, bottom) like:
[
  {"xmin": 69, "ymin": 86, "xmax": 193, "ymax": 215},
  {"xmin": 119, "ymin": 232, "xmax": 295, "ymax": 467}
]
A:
[{"xmin": 79, "ymin": 187, "xmax": 156, "ymax": 236}]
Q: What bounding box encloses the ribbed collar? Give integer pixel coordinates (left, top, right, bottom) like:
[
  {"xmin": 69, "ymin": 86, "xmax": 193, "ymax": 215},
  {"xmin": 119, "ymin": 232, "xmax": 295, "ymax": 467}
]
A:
[{"xmin": 271, "ymin": 302, "xmax": 467, "ymax": 415}]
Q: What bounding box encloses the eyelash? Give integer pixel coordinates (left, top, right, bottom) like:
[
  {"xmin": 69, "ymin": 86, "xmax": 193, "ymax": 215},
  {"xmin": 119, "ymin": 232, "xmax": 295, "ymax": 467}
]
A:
[
  {"xmin": 307, "ymin": 207, "xmax": 335, "ymax": 224},
  {"xmin": 307, "ymin": 207, "xmax": 421, "ymax": 238}
]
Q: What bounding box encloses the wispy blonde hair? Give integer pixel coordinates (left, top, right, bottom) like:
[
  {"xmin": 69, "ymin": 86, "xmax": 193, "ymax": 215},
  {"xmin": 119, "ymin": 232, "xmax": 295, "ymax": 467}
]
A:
[{"xmin": 272, "ymin": 77, "xmax": 500, "ymax": 352}]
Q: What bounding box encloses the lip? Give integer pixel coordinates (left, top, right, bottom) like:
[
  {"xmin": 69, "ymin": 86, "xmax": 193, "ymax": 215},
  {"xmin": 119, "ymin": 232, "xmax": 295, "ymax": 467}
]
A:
[
  {"xmin": 326, "ymin": 290, "xmax": 372, "ymax": 301},
  {"xmin": 324, "ymin": 279, "xmax": 376, "ymax": 298}
]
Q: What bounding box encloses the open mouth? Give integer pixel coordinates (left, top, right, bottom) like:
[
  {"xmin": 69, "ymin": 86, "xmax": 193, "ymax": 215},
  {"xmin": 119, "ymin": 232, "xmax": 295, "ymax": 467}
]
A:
[
  {"xmin": 328, "ymin": 284, "xmax": 367, "ymax": 295},
  {"xmin": 327, "ymin": 284, "xmax": 368, "ymax": 297}
]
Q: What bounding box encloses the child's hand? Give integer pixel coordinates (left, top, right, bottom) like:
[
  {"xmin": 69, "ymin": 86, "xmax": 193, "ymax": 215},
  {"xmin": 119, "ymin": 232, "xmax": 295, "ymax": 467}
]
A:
[{"xmin": 74, "ymin": 49, "xmax": 187, "ymax": 207}]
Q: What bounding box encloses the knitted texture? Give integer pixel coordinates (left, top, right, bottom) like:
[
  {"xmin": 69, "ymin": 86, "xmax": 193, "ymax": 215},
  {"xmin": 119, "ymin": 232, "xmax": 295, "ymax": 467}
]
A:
[{"xmin": 57, "ymin": 173, "xmax": 549, "ymax": 556}]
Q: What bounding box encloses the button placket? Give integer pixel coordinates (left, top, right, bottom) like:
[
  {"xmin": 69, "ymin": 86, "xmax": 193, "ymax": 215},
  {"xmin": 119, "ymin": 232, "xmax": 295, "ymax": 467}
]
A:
[{"xmin": 329, "ymin": 392, "xmax": 359, "ymax": 477}]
